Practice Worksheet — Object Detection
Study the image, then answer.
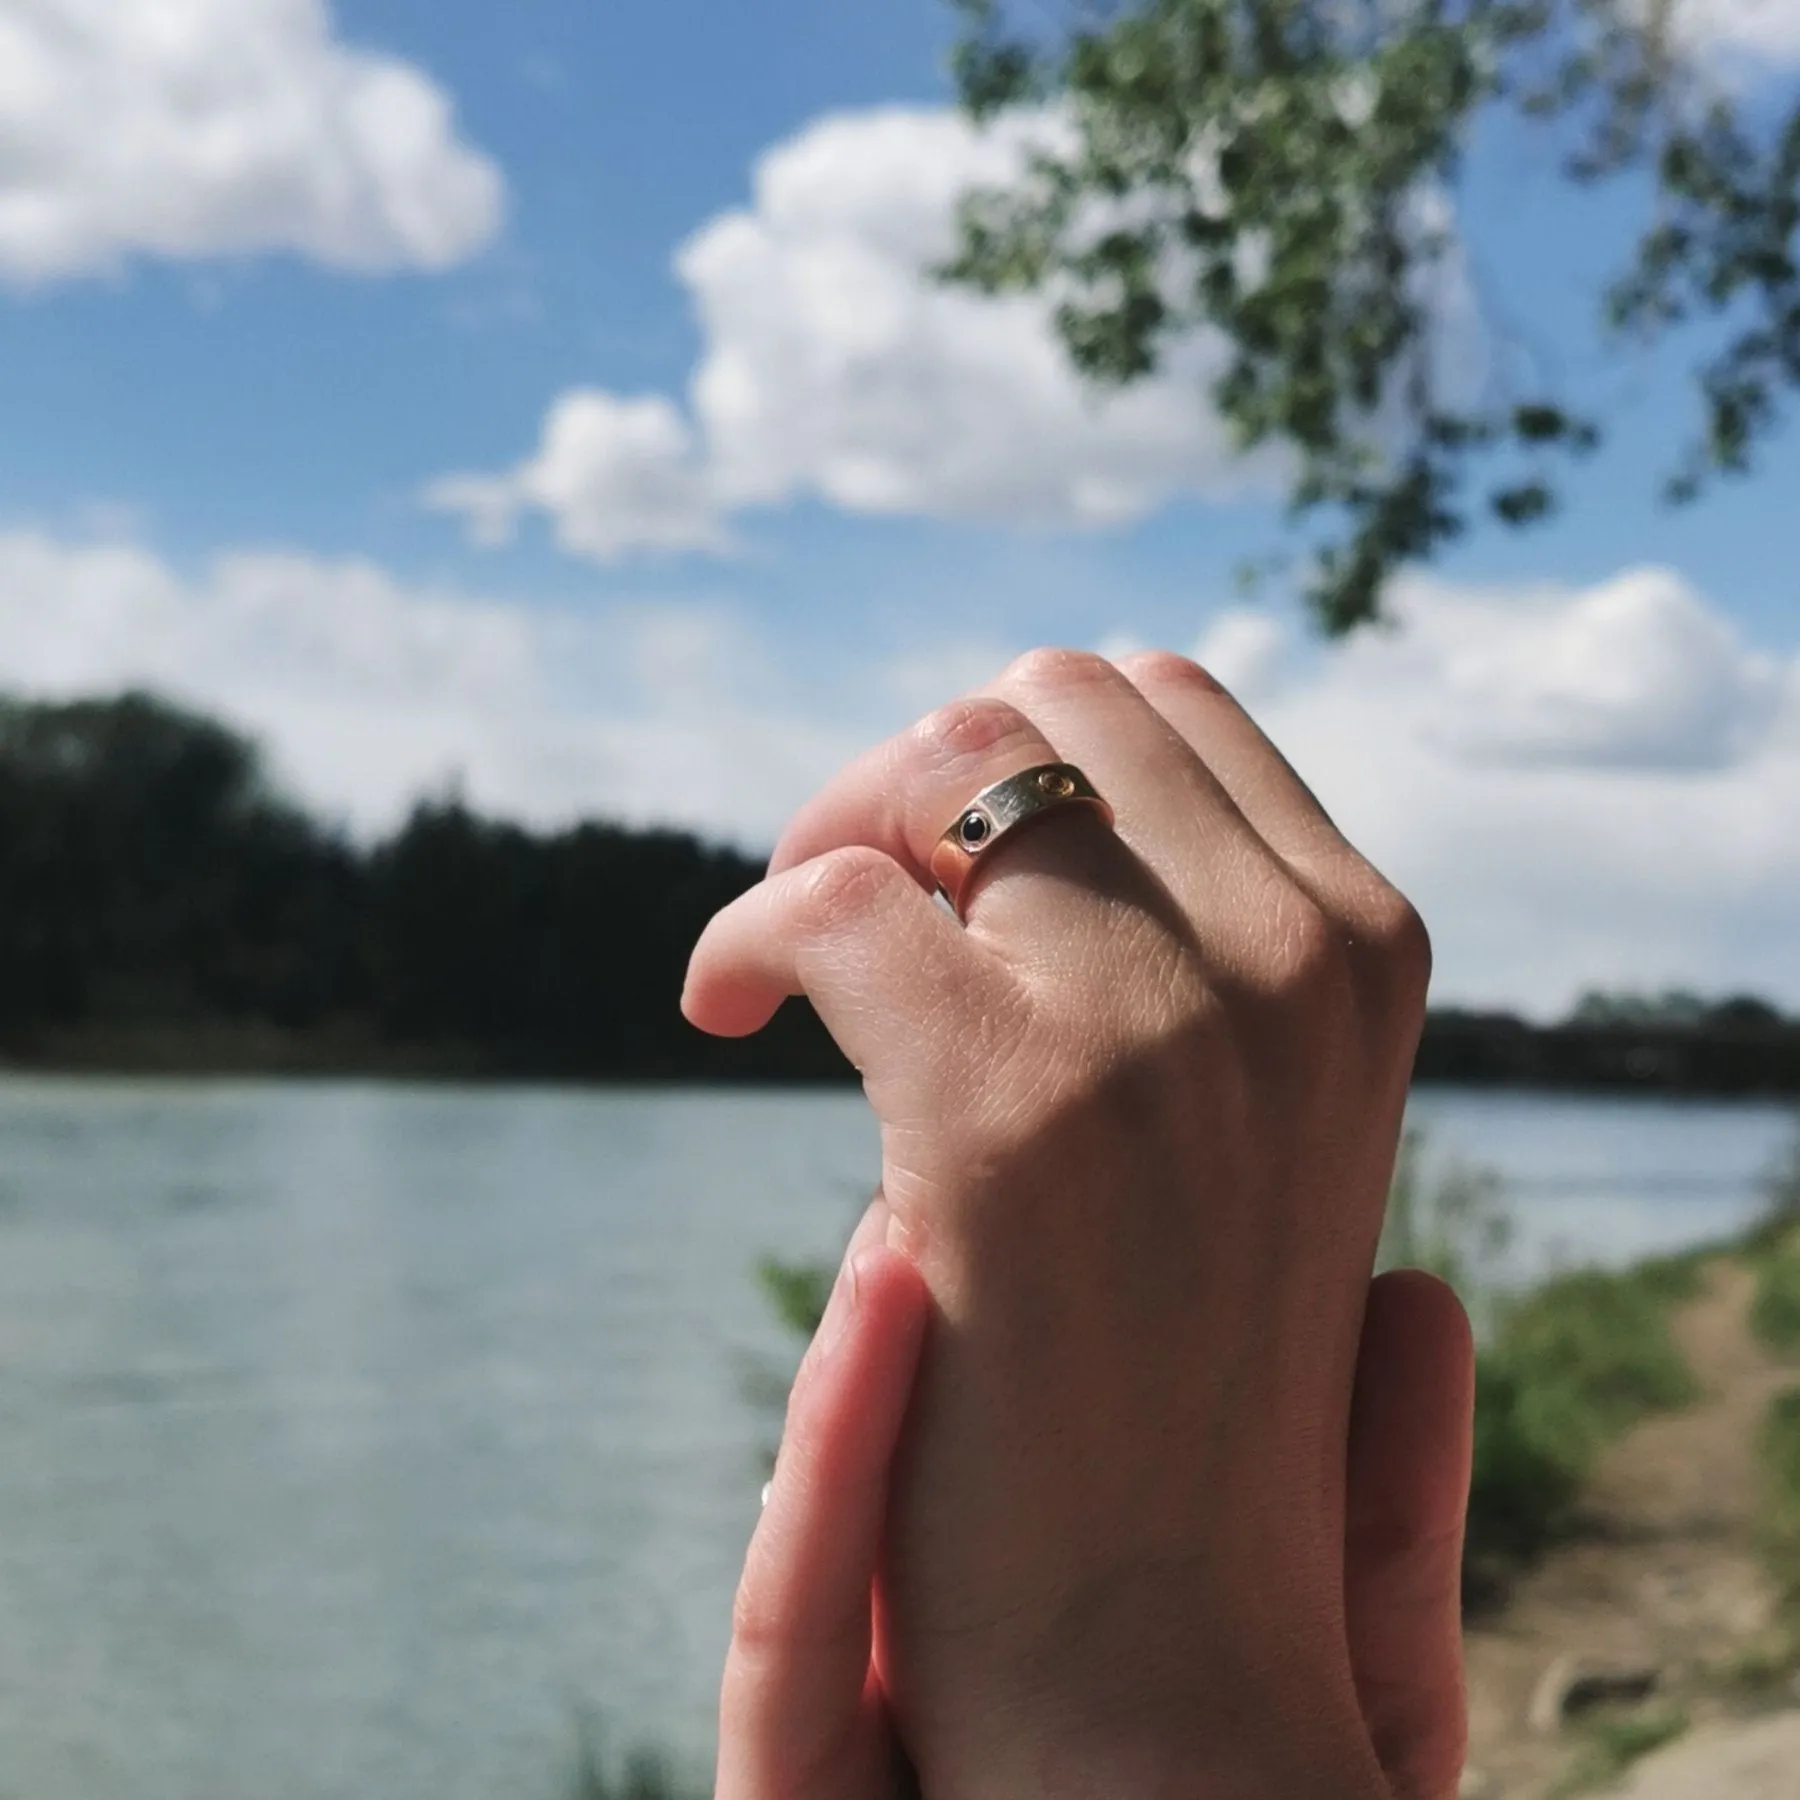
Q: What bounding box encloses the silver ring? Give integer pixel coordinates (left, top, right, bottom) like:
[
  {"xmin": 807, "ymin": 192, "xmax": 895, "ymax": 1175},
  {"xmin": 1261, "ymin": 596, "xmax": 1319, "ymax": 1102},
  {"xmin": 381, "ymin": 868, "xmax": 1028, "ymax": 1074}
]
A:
[{"xmin": 927, "ymin": 762, "xmax": 1114, "ymax": 921}]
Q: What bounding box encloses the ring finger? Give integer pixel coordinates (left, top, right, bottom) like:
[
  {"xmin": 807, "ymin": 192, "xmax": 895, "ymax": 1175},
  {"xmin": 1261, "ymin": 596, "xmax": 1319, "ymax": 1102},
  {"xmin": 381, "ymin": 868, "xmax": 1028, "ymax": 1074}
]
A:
[{"xmin": 767, "ymin": 693, "xmax": 1160, "ymax": 942}]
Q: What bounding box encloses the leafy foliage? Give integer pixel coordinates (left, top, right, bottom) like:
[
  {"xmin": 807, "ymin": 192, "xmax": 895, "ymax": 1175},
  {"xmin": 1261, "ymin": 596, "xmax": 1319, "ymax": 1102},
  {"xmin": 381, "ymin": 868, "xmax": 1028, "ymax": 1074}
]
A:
[
  {"xmin": 1465, "ymin": 1260, "xmax": 1700, "ymax": 1598},
  {"xmin": 755, "ymin": 1255, "xmax": 835, "ymax": 1340},
  {"xmin": 1759, "ymin": 1385, "xmax": 1800, "ymax": 1607},
  {"xmin": 943, "ymin": 0, "xmax": 1800, "ymax": 632},
  {"xmin": 0, "ymin": 692, "xmax": 847, "ymax": 1081},
  {"xmin": 1751, "ymin": 1233, "xmax": 1800, "ymax": 1356}
]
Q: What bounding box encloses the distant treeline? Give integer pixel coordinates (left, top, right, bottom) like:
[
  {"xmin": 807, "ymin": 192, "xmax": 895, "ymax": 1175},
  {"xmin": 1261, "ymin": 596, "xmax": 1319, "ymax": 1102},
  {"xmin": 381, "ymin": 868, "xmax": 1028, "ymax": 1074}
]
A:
[
  {"xmin": 1, "ymin": 692, "xmax": 1797, "ymax": 1095},
  {"xmin": 1417, "ymin": 1003, "xmax": 1800, "ymax": 1097},
  {"xmin": 0, "ymin": 692, "xmax": 841, "ymax": 1080}
]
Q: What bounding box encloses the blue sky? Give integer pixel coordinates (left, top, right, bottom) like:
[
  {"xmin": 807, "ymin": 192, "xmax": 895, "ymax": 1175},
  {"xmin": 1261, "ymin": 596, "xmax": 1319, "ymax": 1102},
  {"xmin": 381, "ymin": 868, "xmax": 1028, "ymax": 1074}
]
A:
[{"xmin": 0, "ymin": 0, "xmax": 1796, "ymax": 1012}]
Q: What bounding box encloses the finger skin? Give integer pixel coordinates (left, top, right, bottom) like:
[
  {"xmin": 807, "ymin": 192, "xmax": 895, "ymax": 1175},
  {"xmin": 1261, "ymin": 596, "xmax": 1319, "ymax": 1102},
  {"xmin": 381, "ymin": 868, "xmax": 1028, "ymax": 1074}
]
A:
[
  {"xmin": 1112, "ymin": 649, "xmax": 1425, "ymax": 929},
  {"xmin": 768, "ymin": 697, "xmax": 1060, "ymax": 889},
  {"xmin": 977, "ymin": 648, "xmax": 1299, "ymax": 929},
  {"xmin": 681, "ymin": 847, "xmax": 1008, "ymax": 1101},
  {"xmin": 1344, "ymin": 1269, "xmax": 1475, "ymax": 1800},
  {"xmin": 764, "ymin": 692, "xmax": 1156, "ymax": 940},
  {"xmin": 717, "ymin": 1243, "xmax": 932, "ymax": 1800},
  {"xmin": 1113, "ymin": 648, "xmax": 1434, "ymax": 1025},
  {"xmin": 1110, "ymin": 650, "xmax": 1347, "ymax": 868}
]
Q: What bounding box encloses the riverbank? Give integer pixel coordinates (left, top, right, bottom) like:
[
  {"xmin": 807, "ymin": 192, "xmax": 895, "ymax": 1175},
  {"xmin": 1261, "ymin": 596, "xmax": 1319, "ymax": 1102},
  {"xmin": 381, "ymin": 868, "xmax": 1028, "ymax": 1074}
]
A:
[
  {"xmin": 9, "ymin": 1008, "xmax": 1800, "ymax": 1096},
  {"xmin": 1462, "ymin": 1229, "xmax": 1800, "ymax": 1797}
]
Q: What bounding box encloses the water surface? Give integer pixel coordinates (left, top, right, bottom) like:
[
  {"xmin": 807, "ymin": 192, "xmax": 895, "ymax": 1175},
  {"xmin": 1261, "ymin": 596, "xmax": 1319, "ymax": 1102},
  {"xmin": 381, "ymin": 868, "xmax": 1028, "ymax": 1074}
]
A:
[{"xmin": 0, "ymin": 1077, "xmax": 1790, "ymax": 1796}]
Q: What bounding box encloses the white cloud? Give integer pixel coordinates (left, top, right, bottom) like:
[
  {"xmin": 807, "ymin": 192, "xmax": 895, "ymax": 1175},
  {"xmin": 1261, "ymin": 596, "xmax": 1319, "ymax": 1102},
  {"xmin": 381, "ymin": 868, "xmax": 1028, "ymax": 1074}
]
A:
[
  {"xmin": 1356, "ymin": 569, "xmax": 1783, "ymax": 772},
  {"xmin": 423, "ymin": 391, "xmax": 728, "ymax": 562},
  {"xmin": 427, "ymin": 106, "xmax": 1261, "ymax": 560},
  {"xmin": 1, "ymin": 530, "xmax": 1794, "ymax": 1014},
  {"xmin": 0, "ymin": 530, "xmax": 848, "ymax": 844},
  {"xmin": 1218, "ymin": 569, "xmax": 1800, "ymax": 1011},
  {"xmin": 0, "ymin": 0, "xmax": 503, "ymax": 286}
]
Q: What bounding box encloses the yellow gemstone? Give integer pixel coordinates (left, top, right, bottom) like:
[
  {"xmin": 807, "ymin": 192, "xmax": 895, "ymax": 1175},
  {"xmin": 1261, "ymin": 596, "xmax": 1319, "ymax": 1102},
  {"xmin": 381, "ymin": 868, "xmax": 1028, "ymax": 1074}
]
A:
[{"xmin": 1038, "ymin": 770, "xmax": 1075, "ymax": 798}]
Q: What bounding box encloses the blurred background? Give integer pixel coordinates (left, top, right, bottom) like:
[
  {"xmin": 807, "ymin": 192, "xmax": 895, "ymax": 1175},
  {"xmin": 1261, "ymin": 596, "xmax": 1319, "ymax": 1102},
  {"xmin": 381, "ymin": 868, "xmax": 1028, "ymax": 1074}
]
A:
[{"xmin": 0, "ymin": 1, "xmax": 1797, "ymax": 1795}]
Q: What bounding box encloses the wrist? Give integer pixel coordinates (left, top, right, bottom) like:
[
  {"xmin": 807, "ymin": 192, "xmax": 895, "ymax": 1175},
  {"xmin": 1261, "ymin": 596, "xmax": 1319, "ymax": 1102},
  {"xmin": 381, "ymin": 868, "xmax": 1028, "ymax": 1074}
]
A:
[
  {"xmin": 1019, "ymin": 1721, "xmax": 1391, "ymax": 1800},
  {"xmin": 916, "ymin": 1677, "xmax": 1393, "ymax": 1800}
]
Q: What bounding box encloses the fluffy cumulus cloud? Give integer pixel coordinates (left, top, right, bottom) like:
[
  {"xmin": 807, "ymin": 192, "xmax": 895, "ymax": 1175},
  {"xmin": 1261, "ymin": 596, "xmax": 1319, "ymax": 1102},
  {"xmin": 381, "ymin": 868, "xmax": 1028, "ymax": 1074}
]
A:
[
  {"xmin": 1213, "ymin": 568, "xmax": 1800, "ymax": 1010},
  {"xmin": 1, "ymin": 531, "xmax": 1795, "ymax": 1012},
  {"xmin": 426, "ymin": 392, "xmax": 728, "ymax": 562},
  {"xmin": 1361, "ymin": 568, "xmax": 1785, "ymax": 772},
  {"xmin": 426, "ymin": 107, "xmax": 1260, "ymax": 558},
  {"xmin": 0, "ymin": 0, "xmax": 503, "ymax": 286},
  {"xmin": 0, "ymin": 530, "xmax": 851, "ymax": 844}
]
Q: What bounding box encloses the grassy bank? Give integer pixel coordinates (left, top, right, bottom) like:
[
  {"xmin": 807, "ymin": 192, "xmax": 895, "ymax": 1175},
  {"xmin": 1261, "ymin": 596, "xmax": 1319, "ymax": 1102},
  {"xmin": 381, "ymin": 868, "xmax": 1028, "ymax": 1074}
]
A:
[
  {"xmin": 1748, "ymin": 1137, "xmax": 1800, "ymax": 1625},
  {"xmin": 1463, "ymin": 1254, "xmax": 1704, "ymax": 1601}
]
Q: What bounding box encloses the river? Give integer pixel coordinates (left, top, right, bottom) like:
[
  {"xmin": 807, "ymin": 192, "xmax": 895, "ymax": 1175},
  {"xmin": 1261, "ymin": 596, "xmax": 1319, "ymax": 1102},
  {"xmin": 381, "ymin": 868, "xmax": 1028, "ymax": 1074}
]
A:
[{"xmin": 0, "ymin": 1077, "xmax": 1791, "ymax": 1797}]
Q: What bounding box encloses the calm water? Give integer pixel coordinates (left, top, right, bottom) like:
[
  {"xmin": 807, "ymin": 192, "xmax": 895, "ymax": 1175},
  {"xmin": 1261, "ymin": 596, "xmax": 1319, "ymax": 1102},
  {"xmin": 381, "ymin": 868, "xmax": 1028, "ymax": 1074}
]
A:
[{"xmin": 0, "ymin": 1077, "xmax": 1791, "ymax": 1798}]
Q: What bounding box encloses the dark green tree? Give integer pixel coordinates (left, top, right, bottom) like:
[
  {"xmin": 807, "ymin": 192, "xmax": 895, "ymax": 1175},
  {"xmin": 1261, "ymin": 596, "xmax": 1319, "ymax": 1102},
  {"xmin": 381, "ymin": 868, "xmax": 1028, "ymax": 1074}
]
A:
[
  {"xmin": 0, "ymin": 690, "xmax": 851, "ymax": 1082},
  {"xmin": 0, "ymin": 692, "xmax": 364, "ymax": 1036},
  {"xmin": 943, "ymin": 0, "xmax": 1800, "ymax": 632}
]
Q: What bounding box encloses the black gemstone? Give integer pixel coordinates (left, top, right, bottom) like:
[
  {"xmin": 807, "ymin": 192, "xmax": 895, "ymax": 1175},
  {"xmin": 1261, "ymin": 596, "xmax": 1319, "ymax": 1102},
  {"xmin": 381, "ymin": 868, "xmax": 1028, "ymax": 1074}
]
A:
[{"xmin": 959, "ymin": 811, "xmax": 990, "ymax": 847}]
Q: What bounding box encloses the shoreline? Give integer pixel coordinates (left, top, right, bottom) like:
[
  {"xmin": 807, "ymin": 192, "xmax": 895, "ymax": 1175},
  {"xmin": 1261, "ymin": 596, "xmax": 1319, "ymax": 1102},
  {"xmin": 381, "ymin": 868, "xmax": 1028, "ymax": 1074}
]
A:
[{"xmin": 3, "ymin": 1028, "xmax": 1799, "ymax": 1102}]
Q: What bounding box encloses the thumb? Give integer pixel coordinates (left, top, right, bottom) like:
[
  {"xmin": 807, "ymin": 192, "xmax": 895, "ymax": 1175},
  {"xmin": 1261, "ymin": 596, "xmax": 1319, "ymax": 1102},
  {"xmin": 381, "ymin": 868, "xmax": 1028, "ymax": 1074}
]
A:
[
  {"xmin": 716, "ymin": 1237, "xmax": 930, "ymax": 1800},
  {"xmin": 1344, "ymin": 1269, "xmax": 1476, "ymax": 1800}
]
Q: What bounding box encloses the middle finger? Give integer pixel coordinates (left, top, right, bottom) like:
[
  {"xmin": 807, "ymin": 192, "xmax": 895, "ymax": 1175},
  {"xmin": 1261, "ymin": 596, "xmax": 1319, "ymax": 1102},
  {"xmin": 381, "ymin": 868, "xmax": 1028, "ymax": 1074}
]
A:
[{"xmin": 978, "ymin": 649, "xmax": 1307, "ymax": 965}]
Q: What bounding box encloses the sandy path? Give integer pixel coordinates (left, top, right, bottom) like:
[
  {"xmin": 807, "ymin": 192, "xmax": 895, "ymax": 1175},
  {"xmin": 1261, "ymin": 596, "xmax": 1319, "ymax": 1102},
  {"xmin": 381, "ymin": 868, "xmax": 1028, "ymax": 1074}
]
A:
[{"xmin": 1461, "ymin": 1257, "xmax": 1800, "ymax": 1798}]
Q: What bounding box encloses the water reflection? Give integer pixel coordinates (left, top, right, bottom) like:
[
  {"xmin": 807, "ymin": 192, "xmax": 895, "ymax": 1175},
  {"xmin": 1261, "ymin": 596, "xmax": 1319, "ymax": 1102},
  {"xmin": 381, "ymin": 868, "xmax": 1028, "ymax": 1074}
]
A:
[{"xmin": 0, "ymin": 1076, "xmax": 1789, "ymax": 1796}]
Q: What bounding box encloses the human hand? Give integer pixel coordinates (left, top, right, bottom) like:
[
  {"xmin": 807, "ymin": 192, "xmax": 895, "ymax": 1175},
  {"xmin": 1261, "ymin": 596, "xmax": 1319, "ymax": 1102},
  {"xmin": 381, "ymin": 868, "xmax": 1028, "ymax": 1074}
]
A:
[
  {"xmin": 715, "ymin": 1250, "xmax": 1471, "ymax": 1800},
  {"xmin": 688, "ymin": 650, "xmax": 1473, "ymax": 1798},
  {"xmin": 715, "ymin": 1196, "xmax": 929, "ymax": 1800}
]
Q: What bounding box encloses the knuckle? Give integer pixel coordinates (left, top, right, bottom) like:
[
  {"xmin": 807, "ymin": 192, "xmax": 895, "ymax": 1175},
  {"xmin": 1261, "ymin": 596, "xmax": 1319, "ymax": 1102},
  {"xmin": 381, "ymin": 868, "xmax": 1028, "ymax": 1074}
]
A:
[
  {"xmin": 795, "ymin": 845, "xmax": 905, "ymax": 931},
  {"xmin": 1261, "ymin": 893, "xmax": 1343, "ymax": 999},
  {"xmin": 1359, "ymin": 883, "xmax": 1434, "ymax": 1001},
  {"xmin": 910, "ymin": 695, "xmax": 1038, "ymax": 770},
  {"xmin": 1114, "ymin": 648, "xmax": 1227, "ymax": 697},
  {"xmin": 999, "ymin": 644, "xmax": 1116, "ymax": 698}
]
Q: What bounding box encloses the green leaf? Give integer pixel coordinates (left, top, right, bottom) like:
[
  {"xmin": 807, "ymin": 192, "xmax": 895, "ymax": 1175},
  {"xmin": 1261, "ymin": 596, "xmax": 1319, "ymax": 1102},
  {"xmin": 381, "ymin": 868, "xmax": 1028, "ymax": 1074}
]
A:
[{"xmin": 941, "ymin": 0, "xmax": 1800, "ymax": 634}]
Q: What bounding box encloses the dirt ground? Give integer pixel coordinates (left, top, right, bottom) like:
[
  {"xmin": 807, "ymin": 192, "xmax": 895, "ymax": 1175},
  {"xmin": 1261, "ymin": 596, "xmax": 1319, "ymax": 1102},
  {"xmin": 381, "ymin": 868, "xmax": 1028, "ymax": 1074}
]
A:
[{"xmin": 1460, "ymin": 1258, "xmax": 1800, "ymax": 1797}]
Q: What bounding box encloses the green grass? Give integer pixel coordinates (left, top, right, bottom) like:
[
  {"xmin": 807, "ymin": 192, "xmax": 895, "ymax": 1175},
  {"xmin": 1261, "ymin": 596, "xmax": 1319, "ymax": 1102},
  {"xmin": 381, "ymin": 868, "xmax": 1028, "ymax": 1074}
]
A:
[
  {"xmin": 567, "ymin": 1716, "xmax": 707, "ymax": 1800},
  {"xmin": 1749, "ymin": 1235, "xmax": 1800, "ymax": 1358},
  {"xmin": 1758, "ymin": 1385, "xmax": 1800, "ymax": 1611},
  {"xmin": 1551, "ymin": 1707, "xmax": 1690, "ymax": 1796},
  {"xmin": 1371, "ymin": 1131, "xmax": 1707, "ymax": 1596},
  {"xmin": 568, "ymin": 1747, "xmax": 704, "ymax": 1800},
  {"xmin": 1465, "ymin": 1262, "xmax": 1701, "ymax": 1596},
  {"xmin": 1500, "ymin": 1266, "xmax": 1702, "ymax": 1448}
]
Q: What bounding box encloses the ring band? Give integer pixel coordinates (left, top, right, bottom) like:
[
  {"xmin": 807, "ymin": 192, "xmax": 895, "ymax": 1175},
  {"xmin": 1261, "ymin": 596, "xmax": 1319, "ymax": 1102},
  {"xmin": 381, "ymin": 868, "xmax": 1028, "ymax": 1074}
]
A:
[{"xmin": 929, "ymin": 762, "xmax": 1114, "ymax": 920}]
